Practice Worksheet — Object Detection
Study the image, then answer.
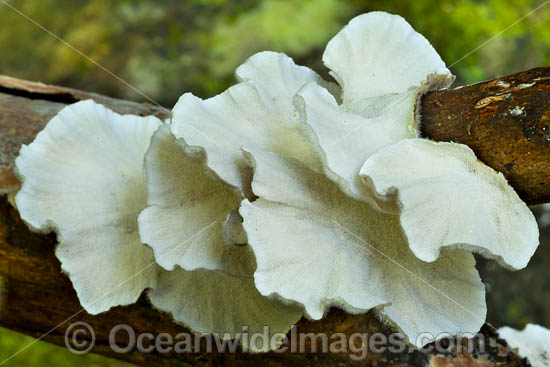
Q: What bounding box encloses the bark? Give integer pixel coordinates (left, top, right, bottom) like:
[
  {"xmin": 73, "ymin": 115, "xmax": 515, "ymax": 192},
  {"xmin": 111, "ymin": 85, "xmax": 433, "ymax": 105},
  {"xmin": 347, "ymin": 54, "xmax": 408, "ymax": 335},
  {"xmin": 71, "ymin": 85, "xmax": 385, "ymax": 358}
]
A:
[
  {"xmin": 1, "ymin": 69, "xmax": 547, "ymax": 366},
  {"xmin": 421, "ymin": 67, "xmax": 550, "ymax": 205}
]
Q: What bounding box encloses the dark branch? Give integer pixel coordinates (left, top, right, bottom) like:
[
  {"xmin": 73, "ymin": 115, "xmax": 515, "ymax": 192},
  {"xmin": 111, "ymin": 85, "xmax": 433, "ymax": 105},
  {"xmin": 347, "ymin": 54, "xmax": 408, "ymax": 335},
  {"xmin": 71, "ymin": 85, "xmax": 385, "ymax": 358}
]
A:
[
  {"xmin": 421, "ymin": 67, "xmax": 550, "ymax": 205},
  {"xmin": 0, "ymin": 70, "xmax": 546, "ymax": 366}
]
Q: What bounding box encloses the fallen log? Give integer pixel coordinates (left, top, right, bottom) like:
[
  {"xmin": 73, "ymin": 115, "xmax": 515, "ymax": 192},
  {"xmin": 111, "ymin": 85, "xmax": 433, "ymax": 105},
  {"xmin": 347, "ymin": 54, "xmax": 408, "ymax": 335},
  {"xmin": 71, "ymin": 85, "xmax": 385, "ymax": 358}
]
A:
[
  {"xmin": 422, "ymin": 67, "xmax": 550, "ymax": 205},
  {"xmin": 1, "ymin": 69, "xmax": 547, "ymax": 366}
]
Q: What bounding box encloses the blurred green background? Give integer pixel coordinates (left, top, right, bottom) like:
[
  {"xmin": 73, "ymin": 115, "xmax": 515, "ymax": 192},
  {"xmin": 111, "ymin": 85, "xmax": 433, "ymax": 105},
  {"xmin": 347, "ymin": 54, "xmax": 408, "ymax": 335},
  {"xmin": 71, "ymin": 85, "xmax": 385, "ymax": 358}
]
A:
[
  {"xmin": 1, "ymin": 0, "xmax": 550, "ymax": 107},
  {"xmin": 0, "ymin": 0, "xmax": 548, "ymax": 366}
]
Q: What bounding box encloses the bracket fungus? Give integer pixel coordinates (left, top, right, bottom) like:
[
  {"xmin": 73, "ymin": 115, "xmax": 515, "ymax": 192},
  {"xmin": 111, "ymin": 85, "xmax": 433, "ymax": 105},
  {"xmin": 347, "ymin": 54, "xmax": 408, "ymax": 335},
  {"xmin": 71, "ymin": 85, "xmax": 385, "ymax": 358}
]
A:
[
  {"xmin": 14, "ymin": 101, "xmax": 302, "ymax": 352},
  {"xmin": 14, "ymin": 11, "xmax": 539, "ymax": 352},
  {"xmin": 498, "ymin": 324, "xmax": 550, "ymax": 367}
]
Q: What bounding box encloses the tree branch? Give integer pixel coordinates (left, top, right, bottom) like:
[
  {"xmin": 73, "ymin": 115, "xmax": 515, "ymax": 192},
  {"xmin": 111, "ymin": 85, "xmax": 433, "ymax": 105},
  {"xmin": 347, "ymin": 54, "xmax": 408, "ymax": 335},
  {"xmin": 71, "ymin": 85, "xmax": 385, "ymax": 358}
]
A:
[
  {"xmin": 421, "ymin": 67, "xmax": 550, "ymax": 205},
  {"xmin": 0, "ymin": 70, "xmax": 546, "ymax": 366}
]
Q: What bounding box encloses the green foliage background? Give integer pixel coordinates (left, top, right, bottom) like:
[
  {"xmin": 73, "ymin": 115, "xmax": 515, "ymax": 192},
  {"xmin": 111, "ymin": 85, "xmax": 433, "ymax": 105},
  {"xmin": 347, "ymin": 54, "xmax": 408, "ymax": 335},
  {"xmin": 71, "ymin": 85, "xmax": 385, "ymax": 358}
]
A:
[
  {"xmin": 0, "ymin": 0, "xmax": 548, "ymax": 366},
  {"xmin": 1, "ymin": 0, "xmax": 549, "ymax": 107}
]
